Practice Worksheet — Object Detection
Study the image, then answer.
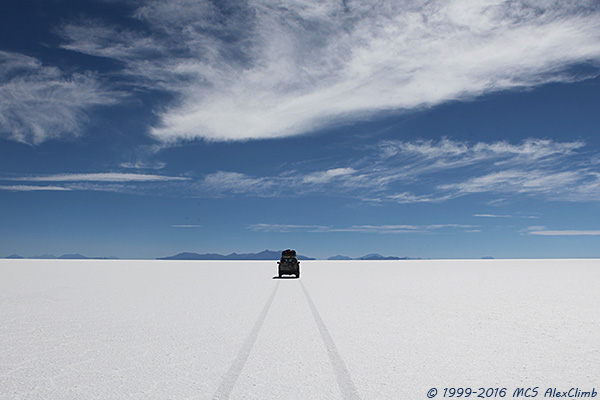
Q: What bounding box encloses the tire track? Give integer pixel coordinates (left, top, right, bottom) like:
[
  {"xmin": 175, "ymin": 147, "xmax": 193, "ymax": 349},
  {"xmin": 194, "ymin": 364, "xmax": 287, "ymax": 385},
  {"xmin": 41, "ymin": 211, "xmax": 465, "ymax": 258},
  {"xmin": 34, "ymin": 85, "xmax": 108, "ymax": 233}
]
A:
[
  {"xmin": 212, "ymin": 281, "xmax": 280, "ymax": 400},
  {"xmin": 300, "ymin": 281, "xmax": 361, "ymax": 400}
]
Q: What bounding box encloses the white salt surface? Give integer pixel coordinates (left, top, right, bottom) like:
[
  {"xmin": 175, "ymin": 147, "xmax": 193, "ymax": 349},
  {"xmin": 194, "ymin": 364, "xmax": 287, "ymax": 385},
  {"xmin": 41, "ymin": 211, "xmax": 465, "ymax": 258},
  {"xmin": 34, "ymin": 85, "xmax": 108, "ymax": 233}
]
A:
[{"xmin": 1, "ymin": 259, "xmax": 598, "ymax": 399}]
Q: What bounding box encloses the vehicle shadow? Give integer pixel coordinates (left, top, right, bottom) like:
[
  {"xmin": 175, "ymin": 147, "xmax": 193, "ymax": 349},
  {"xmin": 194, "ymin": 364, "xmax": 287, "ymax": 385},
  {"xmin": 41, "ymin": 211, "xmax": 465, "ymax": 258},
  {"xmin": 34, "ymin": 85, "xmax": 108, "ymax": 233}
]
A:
[{"xmin": 272, "ymin": 276, "xmax": 300, "ymax": 279}]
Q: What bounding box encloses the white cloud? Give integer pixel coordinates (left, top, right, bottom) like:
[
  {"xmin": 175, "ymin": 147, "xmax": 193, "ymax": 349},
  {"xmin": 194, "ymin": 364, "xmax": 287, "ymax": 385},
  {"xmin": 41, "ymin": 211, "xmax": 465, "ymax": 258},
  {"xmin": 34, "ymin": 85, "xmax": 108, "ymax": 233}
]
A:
[
  {"xmin": 525, "ymin": 226, "xmax": 547, "ymax": 232},
  {"xmin": 474, "ymin": 214, "xmax": 539, "ymax": 218},
  {"xmin": 201, "ymin": 171, "xmax": 277, "ymax": 195},
  {"xmin": 120, "ymin": 161, "xmax": 166, "ymax": 170},
  {"xmin": 199, "ymin": 168, "xmax": 361, "ymax": 196},
  {"xmin": 10, "ymin": 173, "xmax": 189, "ymax": 182},
  {"xmin": 528, "ymin": 230, "xmax": 600, "ymax": 236},
  {"xmin": 0, "ymin": 185, "xmax": 71, "ymax": 191},
  {"xmin": 331, "ymin": 225, "xmax": 423, "ymax": 234},
  {"xmin": 249, "ymin": 223, "xmax": 477, "ymax": 234},
  {"xmin": 382, "ymin": 192, "xmax": 454, "ymax": 204},
  {"xmin": 6, "ymin": 137, "xmax": 597, "ymax": 203},
  {"xmin": 302, "ymin": 168, "xmax": 356, "ymax": 184},
  {"xmin": 439, "ymin": 169, "xmax": 589, "ymax": 197},
  {"xmin": 364, "ymin": 138, "xmax": 599, "ymax": 203},
  {"xmin": 249, "ymin": 224, "xmax": 331, "ymax": 233},
  {"xmin": 189, "ymin": 138, "xmax": 600, "ymax": 202},
  {"xmin": 58, "ymin": 0, "xmax": 600, "ymax": 142},
  {"xmin": 378, "ymin": 138, "xmax": 584, "ymax": 171},
  {"xmin": 0, "ymin": 51, "xmax": 119, "ymax": 144}
]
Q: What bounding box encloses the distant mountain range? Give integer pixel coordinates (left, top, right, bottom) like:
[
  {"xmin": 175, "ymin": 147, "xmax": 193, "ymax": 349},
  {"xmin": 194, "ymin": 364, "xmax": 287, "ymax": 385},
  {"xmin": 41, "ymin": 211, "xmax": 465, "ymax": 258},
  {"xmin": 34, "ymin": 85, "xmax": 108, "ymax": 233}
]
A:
[
  {"xmin": 160, "ymin": 251, "xmax": 416, "ymax": 261},
  {"xmin": 328, "ymin": 253, "xmax": 421, "ymax": 260},
  {"xmin": 3, "ymin": 254, "xmax": 118, "ymax": 260},
  {"xmin": 158, "ymin": 250, "xmax": 316, "ymax": 260},
  {"xmin": 3, "ymin": 251, "xmax": 421, "ymax": 261}
]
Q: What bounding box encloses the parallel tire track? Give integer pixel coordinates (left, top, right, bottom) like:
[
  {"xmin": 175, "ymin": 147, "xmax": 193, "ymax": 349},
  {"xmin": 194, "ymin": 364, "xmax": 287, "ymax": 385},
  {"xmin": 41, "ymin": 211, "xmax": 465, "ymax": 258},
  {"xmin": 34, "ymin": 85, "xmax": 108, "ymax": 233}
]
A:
[
  {"xmin": 213, "ymin": 281, "xmax": 280, "ymax": 399},
  {"xmin": 301, "ymin": 281, "xmax": 361, "ymax": 400}
]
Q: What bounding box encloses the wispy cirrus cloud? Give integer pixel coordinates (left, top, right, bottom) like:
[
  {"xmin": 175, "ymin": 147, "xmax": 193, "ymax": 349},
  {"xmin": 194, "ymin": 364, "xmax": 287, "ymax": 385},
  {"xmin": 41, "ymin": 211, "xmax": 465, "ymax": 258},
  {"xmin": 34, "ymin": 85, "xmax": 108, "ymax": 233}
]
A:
[
  {"xmin": 528, "ymin": 230, "xmax": 600, "ymax": 236},
  {"xmin": 9, "ymin": 172, "xmax": 189, "ymax": 182},
  {"xmin": 1, "ymin": 172, "xmax": 190, "ymax": 195},
  {"xmin": 0, "ymin": 51, "xmax": 119, "ymax": 144},
  {"xmin": 188, "ymin": 138, "xmax": 599, "ymax": 202},
  {"xmin": 200, "ymin": 171, "xmax": 277, "ymax": 196},
  {"xmin": 371, "ymin": 138, "xmax": 600, "ymax": 203},
  {"xmin": 474, "ymin": 214, "xmax": 539, "ymax": 219},
  {"xmin": 302, "ymin": 168, "xmax": 356, "ymax": 184},
  {"xmin": 439, "ymin": 169, "xmax": 579, "ymax": 194},
  {"xmin": 372, "ymin": 192, "xmax": 454, "ymax": 204},
  {"xmin": 522, "ymin": 225, "xmax": 600, "ymax": 236},
  {"xmin": 379, "ymin": 138, "xmax": 585, "ymax": 164},
  {"xmin": 0, "ymin": 185, "xmax": 71, "ymax": 192},
  {"xmin": 332, "ymin": 224, "xmax": 478, "ymax": 234},
  {"xmin": 249, "ymin": 223, "xmax": 478, "ymax": 234},
  {"xmin": 120, "ymin": 161, "xmax": 166, "ymax": 170},
  {"xmin": 198, "ymin": 167, "xmax": 364, "ymax": 197},
  {"xmin": 439, "ymin": 169, "xmax": 600, "ymax": 201},
  {"xmin": 249, "ymin": 224, "xmax": 331, "ymax": 233},
  {"xmin": 57, "ymin": 0, "xmax": 600, "ymax": 142},
  {"xmin": 4, "ymin": 138, "xmax": 598, "ymax": 203}
]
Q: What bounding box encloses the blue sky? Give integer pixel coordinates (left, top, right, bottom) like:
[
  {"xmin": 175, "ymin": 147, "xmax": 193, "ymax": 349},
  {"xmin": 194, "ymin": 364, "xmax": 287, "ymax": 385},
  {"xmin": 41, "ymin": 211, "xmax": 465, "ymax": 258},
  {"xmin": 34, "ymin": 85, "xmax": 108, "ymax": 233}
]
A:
[{"xmin": 1, "ymin": 0, "xmax": 600, "ymax": 259}]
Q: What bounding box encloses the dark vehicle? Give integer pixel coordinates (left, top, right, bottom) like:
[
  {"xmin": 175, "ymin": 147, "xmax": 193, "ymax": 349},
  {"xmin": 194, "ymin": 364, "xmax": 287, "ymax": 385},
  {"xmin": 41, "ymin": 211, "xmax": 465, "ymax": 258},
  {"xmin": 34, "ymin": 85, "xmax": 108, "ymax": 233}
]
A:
[{"xmin": 277, "ymin": 249, "xmax": 300, "ymax": 278}]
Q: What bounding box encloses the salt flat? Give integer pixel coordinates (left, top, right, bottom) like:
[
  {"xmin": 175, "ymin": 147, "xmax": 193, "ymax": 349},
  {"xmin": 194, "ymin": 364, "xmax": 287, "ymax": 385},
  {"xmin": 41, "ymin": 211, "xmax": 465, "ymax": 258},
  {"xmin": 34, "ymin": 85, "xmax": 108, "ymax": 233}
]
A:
[{"xmin": 1, "ymin": 259, "xmax": 598, "ymax": 399}]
